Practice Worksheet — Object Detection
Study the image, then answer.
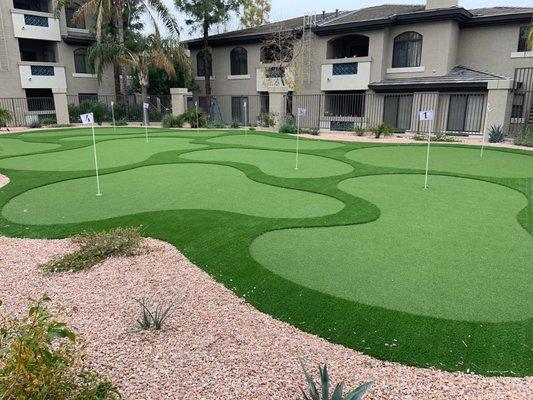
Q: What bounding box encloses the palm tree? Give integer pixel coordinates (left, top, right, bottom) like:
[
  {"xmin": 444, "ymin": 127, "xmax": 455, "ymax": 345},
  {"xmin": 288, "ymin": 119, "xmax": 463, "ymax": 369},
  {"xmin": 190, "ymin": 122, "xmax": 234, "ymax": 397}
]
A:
[
  {"xmin": 87, "ymin": 35, "xmax": 187, "ymax": 106},
  {"xmin": 527, "ymin": 22, "xmax": 533, "ymax": 51},
  {"xmin": 54, "ymin": 0, "xmax": 178, "ymax": 97}
]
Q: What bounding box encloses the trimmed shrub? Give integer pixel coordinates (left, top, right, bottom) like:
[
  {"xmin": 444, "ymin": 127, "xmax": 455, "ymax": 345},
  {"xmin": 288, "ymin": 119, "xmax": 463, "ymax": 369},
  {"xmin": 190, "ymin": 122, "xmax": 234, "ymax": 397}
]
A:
[
  {"xmin": 114, "ymin": 118, "xmax": 128, "ymax": 126},
  {"xmin": 371, "ymin": 123, "xmax": 395, "ymax": 138},
  {"xmin": 279, "ymin": 122, "xmax": 298, "ymax": 134},
  {"xmin": 353, "ymin": 126, "xmax": 365, "ymax": 136},
  {"xmin": 0, "ymin": 296, "xmax": 120, "ymax": 399},
  {"xmin": 0, "ymin": 108, "xmax": 13, "ymax": 128},
  {"xmin": 260, "ymin": 112, "xmax": 276, "ymax": 127},
  {"xmin": 40, "ymin": 227, "xmax": 144, "ymax": 273},
  {"xmin": 180, "ymin": 107, "xmax": 206, "ymax": 128},
  {"xmin": 162, "ymin": 114, "xmax": 183, "ymax": 128},
  {"xmin": 488, "ymin": 124, "xmax": 504, "ymax": 143},
  {"xmin": 40, "ymin": 117, "xmax": 57, "ymax": 126},
  {"xmin": 515, "ymin": 126, "xmax": 533, "ymax": 147}
]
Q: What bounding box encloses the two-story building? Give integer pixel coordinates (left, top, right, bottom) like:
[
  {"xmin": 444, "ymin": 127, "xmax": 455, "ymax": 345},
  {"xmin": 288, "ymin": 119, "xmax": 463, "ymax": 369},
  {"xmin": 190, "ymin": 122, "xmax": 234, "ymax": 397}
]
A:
[
  {"xmin": 186, "ymin": 0, "xmax": 533, "ymax": 136},
  {"xmin": 0, "ymin": 0, "xmax": 115, "ymax": 125}
]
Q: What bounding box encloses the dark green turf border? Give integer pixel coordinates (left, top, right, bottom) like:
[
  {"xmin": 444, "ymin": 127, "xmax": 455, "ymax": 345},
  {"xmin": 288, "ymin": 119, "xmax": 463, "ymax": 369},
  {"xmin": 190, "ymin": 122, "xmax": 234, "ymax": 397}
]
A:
[{"xmin": 0, "ymin": 127, "xmax": 531, "ymax": 377}]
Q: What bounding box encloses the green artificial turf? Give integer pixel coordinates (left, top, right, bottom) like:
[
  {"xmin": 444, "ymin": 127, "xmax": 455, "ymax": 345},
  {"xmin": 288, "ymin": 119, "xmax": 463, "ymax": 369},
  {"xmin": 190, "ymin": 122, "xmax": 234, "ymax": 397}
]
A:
[
  {"xmin": 346, "ymin": 145, "xmax": 533, "ymax": 178},
  {"xmin": 0, "ymin": 127, "xmax": 531, "ymax": 377},
  {"xmin": 0, "ymin": 138, "xmax": 60, "ymax": 156},
  {"xmin": 251, "ymin": 174, "xmax": 532, "ymax": 322},
  {"xmin": 2, "ymin": 164, "xmax": 343, "ymax": 224},
  {"xmin": 0, "ymin": 137, "xmax": 205, "ymax": 171},
  {"xmin": 181, "ymin": 148, "xmax": 354, "ymax": 178}
]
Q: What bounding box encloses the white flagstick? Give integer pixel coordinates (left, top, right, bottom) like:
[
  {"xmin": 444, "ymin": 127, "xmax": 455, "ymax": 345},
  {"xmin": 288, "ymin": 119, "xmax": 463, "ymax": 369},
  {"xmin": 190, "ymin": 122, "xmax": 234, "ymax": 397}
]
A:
[
  {"xmin": 91, "ymin": 122, "xmax": 102, "ymax": 196},
  {"xmin": 143, "ymin": 102, "xmax": 149, "ymax": 143},
  {"xmin": 111, "ymin": 101, "xmax": 116, "ymax": 133},
  {"xmin": 419, "ymin": 109, "xmax": 434, "ymax": 190},
  {"xmin": 481, "ymin": 103, "xmax": 491, "ymax": 158},
  {"xmin": 195, "ymin": 101, "xmax": 199, "ymax": 134},
  {"xmin": 243, "ymin": 100, "xmax": 248, "ymax": 137}
]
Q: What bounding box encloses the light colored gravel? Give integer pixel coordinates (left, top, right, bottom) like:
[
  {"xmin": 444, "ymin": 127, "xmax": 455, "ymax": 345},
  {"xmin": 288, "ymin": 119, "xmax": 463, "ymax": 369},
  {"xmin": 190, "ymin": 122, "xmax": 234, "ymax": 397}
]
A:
[
  {"xmin": 299, "ymin": 132, "xmax": 533, "ymax": 152},
  {"xmin": 0, "ymin": 235, "xmax": 531, "ymax": 399}
]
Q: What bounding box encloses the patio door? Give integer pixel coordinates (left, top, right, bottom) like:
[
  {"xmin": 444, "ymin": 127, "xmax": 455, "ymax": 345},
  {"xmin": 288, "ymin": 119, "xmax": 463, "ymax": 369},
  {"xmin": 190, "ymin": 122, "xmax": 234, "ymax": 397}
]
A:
[
  {"xmin": 383, "ymin": 95, "xmax": 413, "ymax": 131},
  {"xmin": 231, "ymin": 96, "xmax": 248, "ymax": 124},
  {"xmin": 447, "ymin": 94, "xmax": 484, "ymax": 133}
]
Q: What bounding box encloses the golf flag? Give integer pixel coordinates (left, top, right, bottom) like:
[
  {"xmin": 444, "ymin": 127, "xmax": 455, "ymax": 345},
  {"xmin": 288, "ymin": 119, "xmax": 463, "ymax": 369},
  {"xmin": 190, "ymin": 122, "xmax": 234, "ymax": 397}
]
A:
[
  {"xmin": 298, "ymin": 107, "xmax": 307, "ymax": 117},
  {"xmin": 80, "ymin": 112, "xmax": 94, "ymax": 125},
  {"xmin": 419, "ymin": 110, "xmax": 434, "ymax": 121},
  {"xmin": 143, "ymin": 102, "xmax": 150, "ymax": 110}
]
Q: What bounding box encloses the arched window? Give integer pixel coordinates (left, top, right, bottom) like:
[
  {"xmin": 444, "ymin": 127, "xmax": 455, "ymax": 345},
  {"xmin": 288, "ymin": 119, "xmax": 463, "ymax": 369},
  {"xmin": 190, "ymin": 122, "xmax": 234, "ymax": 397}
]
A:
[
  {"xmin": 196, "ymin": 51, "xmax": 212, "ymax": 77},
  {"xmin": 73, "ymin": 48, "xmax": 91, "ymax": 74},
  {"xmin": 66, "ymin": 2, "xmax": 86, "ymax": 29},
  {"xmin": 392, "ymin": 32, "xmax": 422, "ymax": 68},
  {"xmin": 230, "ymin": 47, "xmax": 248, "ymax": 75}
]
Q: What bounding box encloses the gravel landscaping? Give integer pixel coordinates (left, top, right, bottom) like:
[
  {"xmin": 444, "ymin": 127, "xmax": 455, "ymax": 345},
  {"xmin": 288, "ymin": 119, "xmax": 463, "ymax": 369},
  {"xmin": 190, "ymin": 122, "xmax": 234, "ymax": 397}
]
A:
[{"xmin": 0, "ymin": 230, "xmax": 531, "ymax": 399}]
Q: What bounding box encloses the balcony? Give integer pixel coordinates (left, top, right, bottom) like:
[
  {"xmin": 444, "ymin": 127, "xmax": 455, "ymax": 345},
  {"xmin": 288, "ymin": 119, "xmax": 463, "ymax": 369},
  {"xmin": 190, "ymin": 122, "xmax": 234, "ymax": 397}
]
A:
[
  {"xmin": 321, "ymin": 58, "xmax": 372, "ymax": 91},
  {"xmin": 256, "ymin": 66, "xmax": 295, "ymax": 92},
  {"xmin": 19, "ymin": 62, "xmax": 66, "ymax": 89},
  {"xmin": 11, "ymin": 9, "xmax": 60, "ymax": 41}
]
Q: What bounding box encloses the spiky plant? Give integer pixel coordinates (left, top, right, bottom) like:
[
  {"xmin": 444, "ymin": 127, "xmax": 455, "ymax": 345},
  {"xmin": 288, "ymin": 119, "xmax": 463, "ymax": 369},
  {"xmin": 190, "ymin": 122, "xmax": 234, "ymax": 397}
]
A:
[
  {"xmin": 0, "ymin": 107, "xmax": 13, "ymax": 130},
  {"xmin": 300, "ymin": 360, "xmax": 372, "ymax": 400}
]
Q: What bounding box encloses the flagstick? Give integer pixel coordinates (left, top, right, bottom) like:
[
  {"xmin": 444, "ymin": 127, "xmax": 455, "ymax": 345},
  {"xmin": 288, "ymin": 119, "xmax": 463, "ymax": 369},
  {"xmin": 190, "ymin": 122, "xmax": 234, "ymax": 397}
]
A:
[
  {"xmin": 195, "ymin": 101, "xmax": 199, "ymax": 134},
  {"xmin": 243, "ymin": 101, "xmax": 248, "ymax": 137},
  {"xmin": 295, "ymin": 113, "xmax": 300, "ymax": 170},
  {"xmin": 111, "ymin": 102, "xmax": 116, "ymax": 133},
  {"xmin": 144, "ymin": 106, "xmax": 149, "ymax": 143},
  {"xmin": 91, "ymin": 122, "xmax": 102, "ymax": 196},
  {"xmin": 424, "ymin": 119, "xmax": 432, "ymax": 190}
]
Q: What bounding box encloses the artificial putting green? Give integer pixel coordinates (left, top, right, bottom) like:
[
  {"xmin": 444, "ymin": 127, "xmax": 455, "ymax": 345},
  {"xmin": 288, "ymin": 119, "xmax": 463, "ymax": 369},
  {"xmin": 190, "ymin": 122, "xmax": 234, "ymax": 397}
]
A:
[
  {"xmin": 346, "ymin": 145, "xmax": 533, "ymax": 178},
  {"xmin": 0, "ymin": 138, "xmax": 60, "ymax": 156},
  {"xmin": 181, "ymin": 148, "xmax": 353, "ymax": 178},
  {"xmin": 251, "ymin": 174, "xmax": 532, "ymax": 322},
  {"xmin": 0, "ymin": 127, "xmax": 531, "ymax": 377}
]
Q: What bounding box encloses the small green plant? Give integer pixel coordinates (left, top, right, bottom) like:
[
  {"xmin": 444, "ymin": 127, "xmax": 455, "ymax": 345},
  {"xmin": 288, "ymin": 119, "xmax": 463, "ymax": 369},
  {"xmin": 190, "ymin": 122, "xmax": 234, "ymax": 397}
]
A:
[
  {"xmin": 371, "ymin": 123, "xmax": 395, "ymax": 138},
  {"xmin": 114, "ymin": 118, "xmax": 128, "ymax": 126},
  {"xmin": 40, "ymin": 117, "xmax": 57, "ymax": 126},
  {"xmin": 248, "ymin": 127, "xmax": 256, "ymax": 131},
  {"xmin": 0, "ymin": 296, "xmax": 120, "ymax": 399},
  {"xmin": 206, "ymin": 119, "xmax": 226, "ymax": 129},
  {"xmin": 279, "ymin": 122, "xmax": 298, "ymax": 134},
  {"xmin": 134, "ymin": 297, "xmax": 176, "ymax": 330},
  {"xmin": 179, "ymin": 107, "xmax": 206, "ymax": 128},
  {"xmin": 412, "ymin": 132, "xmax": 426, "ymax": 141},
  {"xmin": 0, "ymin": 108, "xmax": 13, "ymax": 129},
  {"xmin": 162, "ymin": 114, "xmax": 183, "ymax": 128},
  {"xmin": 514, "ymin": 126, "xmax": 533, "ymax": 147},
  {"xmin": 26, "ymin": 119, "xmax": 42, "ymax": 129},
  {"xmin": 261, "ymin": 112, "xmax": 276, "ymax": 127},
  {"xmin": 231, "ymin": 120, "xmax": 242, "ymax": 128},
  {"xmin": 434, "ymin": 132, "xmax": 456, "ymax": 142},
  {"xmin": 488, "ymin": 124, "xmax": 504, "ymax": 143},
  {"xmin": 41, "ymin": 227, "xmax": 144, "ymax": 273},
  {"xmin": 300, "ymin": 360, "xmax": 372, "ymax": 400},
  {"xmin": 91, "ymin": 101, "xmax": 107, "ymax": 125},
  {"xmin": 353, "ymin": 126, "xmax": 365, "ymax": 136}
]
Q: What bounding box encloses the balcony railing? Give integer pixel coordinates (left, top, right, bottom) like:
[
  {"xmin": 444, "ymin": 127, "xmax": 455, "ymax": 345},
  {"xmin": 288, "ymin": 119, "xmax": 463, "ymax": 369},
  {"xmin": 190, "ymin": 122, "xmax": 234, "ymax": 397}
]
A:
[
  {"xmin": 19, "ymin": 63, "xmax": 66, "ymax": 89},
  {"xmin": 321, "ymin": 58, "xmax": 372, "ymax": 91},
  {"xmin": 256, "ymin": 66, "xmax": 294, "ymax": 92},
  {"xmin": 11, "ymin": 9, "xmax": 61, "ymax": 41}
]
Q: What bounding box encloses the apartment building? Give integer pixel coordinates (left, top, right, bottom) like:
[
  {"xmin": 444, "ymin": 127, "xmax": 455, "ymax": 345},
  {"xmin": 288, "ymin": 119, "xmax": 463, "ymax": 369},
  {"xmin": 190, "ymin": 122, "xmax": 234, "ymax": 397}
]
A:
[
  {"xmin": 186, "ymin": 0, "xmax": 533, "ymax": 135},
  {"xmin": 0, "ymin": 0, "xmax": 115, "ymax": 124}
]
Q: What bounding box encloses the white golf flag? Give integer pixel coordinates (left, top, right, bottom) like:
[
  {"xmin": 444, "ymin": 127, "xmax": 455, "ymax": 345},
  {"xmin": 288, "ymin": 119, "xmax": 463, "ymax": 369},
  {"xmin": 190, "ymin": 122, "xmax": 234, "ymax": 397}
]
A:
[
  {"xmin": 298, "ymin": 108, "xmax": 307, "ymax": 117},
  {"xmin": 419, "ymin": 110, "xmax": 434, "ymax": 121},
  {"xmin": 80, "ymin": 112, "xmax": 94, "ymax": 125},
  {"xmin": 143, "ymin": 102, "xmax": 150, "ymax": 110}
]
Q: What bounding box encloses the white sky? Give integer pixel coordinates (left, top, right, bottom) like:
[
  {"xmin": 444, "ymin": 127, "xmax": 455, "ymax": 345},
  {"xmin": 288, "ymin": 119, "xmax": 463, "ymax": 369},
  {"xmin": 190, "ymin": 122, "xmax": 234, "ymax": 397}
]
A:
[{"xmin": 152, "ymin": 0, "xmax": 533, "ymax": 39}]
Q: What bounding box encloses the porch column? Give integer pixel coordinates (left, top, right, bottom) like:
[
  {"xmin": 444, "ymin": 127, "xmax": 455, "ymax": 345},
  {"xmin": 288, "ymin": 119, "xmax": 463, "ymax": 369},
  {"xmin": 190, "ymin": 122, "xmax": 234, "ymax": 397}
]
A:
[
  {"xmin": 52, "ymin": 87, "xmax": 69, "ymax": 125},
  {"xmin": 170, "ymin": 88, "xmax": 189, "ymax": 116},
  {"xmin": 485, "ymin": 80, "xmax": 514, "ymax": 137},
  {"xmin": 268, "ymin": 86, "xmax": 289, "ymax": 131}
]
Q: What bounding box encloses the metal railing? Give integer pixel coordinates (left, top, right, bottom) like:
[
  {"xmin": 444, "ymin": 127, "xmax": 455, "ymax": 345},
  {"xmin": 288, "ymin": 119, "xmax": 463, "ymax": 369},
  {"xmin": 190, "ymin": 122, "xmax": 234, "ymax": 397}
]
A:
[
  {"xmin": 508, "ymin": 67, "xmax": 533, "ymax": 138},
  {"xmin": 0, "ymin": 97, "xmax": 56, "ymax": 127},
  {"xmin": 284, "ymin": 92, "xmax": 487, "ymax": 135}
]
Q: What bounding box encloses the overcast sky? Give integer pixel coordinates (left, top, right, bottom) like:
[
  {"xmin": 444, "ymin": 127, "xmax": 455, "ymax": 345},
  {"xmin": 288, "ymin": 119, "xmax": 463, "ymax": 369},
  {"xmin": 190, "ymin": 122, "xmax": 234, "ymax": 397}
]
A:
[{"xmin": 154, "ymin": 0, "xmax": 533, "ymax": 39}]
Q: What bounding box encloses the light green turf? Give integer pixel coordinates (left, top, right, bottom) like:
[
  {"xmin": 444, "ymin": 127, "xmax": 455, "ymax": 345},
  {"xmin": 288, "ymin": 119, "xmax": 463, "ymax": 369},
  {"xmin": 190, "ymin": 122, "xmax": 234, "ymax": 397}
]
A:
[
  {"xmin": 2, "ymin": 163, "xmax": 343, "ymax": 224},
  {"xmin": 346, "ymin": 145, "xmax": 533, "ymax": 178},
  {"xmin": 207, "ymin": 134, "xmax": 344, "ymax": 150},
  {"xmin": 0, "ymin": 137, "xmax": 205, "ymax": 171},
  {"xmin": 181, "ymin": 148, "xmax": 354, "ymax": 178},
  {"xmin": 250, "ymin": 174, "xmax": 533, "ymax": 322},
  {"xmin": 58, "ymin": 129, "xmax": 225, "ymax": 141},
  {"xmin": 0, "ymin": 138, "xmax": 60, "ymax": 157}
]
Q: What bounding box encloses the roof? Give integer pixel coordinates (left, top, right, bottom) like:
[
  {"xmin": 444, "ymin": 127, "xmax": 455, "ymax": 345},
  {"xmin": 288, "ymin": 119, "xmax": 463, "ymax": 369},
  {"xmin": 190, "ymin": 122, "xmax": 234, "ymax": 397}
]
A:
[
  {"xmin": 185, "ymin": 4, "xmax": 533, "ymax": 48},
  {"xmin": 368, "ymin": 66, "xmax": 509, "ymax": 92}
]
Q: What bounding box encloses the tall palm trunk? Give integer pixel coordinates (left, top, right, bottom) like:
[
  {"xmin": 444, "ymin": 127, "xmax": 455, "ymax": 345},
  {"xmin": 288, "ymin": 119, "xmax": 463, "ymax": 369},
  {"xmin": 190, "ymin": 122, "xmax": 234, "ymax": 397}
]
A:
[
  {"xmin": 115, "ymin": 2, "xmax": 127, "ymax": 97},
  {"xmin": 202, "ymin": 22, "xmax": 211, "ymax": 96}
]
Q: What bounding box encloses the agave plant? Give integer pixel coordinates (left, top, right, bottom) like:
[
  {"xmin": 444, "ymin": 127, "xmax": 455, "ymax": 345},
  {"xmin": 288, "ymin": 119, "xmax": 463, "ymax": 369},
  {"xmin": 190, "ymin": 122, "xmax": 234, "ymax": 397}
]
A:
[
  {"xmin": 300, "ymin": 360, "xmax": 372, "ymax": 400},
  {"xmin": 488, "ymin": 124, "xmax": 504, "ymax": 143}
]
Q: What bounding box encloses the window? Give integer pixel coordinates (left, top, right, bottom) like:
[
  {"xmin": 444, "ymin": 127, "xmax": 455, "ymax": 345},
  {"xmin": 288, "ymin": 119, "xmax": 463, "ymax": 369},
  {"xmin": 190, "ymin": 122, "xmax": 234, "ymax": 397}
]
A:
[
  {"xmin": 260, "ymin": 94, "xmax": 269, "ymax": 114},
  {"xmin": 327, "ymin": 35, "xmax": 369, "ymax": 59},
  {"xmin": 447, "ymin": 95, "xmax": 484, "ymax": 133},
  {"xmin": 230, "ymin": 47, "xmax": 248, "ymax": 75},
  {"xmin": 511, "ymin": 94, "xmax": 525, "ymax": 119},
  {"xmin": 392, "ymin": 32, "xmax": 422, "ymax": 68},
  {"xmin": 517, "ymin": 26, "xmax": 529, "ymax": 52},
  {"xmin": 383, "ymin": 95, "xmax": 413, "ymax": 131},
  {"xmin": 231, "ymin": 96, "xmax": 248, "ymax": 124},
  {"xmin": 196, "ymin": 51, "xmax": 212, "ymax": 77},
  {"xmin": 74, "ymin": 48, "xmax": 92, "ymax": 74},
  {"xmin": 332, "ymin": 63, "xmax": 358, "ymax": 76},
  {"xmin": 66, "ymin": 3, "xmax": 86, "ymax": 29},
  {"xmin": 78, "ymin": 93, "xmax": 98, "ymax": 103},
  {"xmin": 325, "ymin": 93, "xmax": 365, "ymax": 117}
]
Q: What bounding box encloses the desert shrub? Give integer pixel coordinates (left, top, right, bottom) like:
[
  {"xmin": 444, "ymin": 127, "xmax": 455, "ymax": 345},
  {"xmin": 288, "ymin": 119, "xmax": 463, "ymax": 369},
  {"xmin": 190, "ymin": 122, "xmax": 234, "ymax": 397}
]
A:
[
  {"xmin": 0, "ymin": 296, "xmax": 120, "ymax": 400},
  {"xmin": 279, "ymin": 122, "xmax": 298, "ymax": 134},
  {"xmin": 134, "ymin": 297, "xmax": 176, "ymax": 330},
  {"xmin": 353, "ymin": 126, "xmax": 365, "ymax": 136},
  {"xmin": 231, "ymin": 120, "xmax": 242, "ymax": 128},
  {"xmin": 371, "ymin": 123, "xmax": 395, "ymax": 138},
  {"xmin": 0, "ymin": 108, "xmax": 13, "ymax": 128},
  {"xmin": 488, "ymin": 124, "xmax": 504, "ymax": 143},
  {"xmin": 91, "ymin": 101, "xmax": 107, "ymax": 125},
  {"xmin": 162, "ymin": 114, "xmax": 183, "ymax": 128},
  {"xmin": 206, "ymin": 120, "xmax": 226, "ymax": 129},
  {"xmin": 260, "ymin": 112, "xmax": 276, "ymax": 127},
  {"xmin": 412, "ymin": 132, "xmax": 426, "ymax": 141},
  {"xmin": 41, "ymin": 227, "xmax": 144, "ymax": 273},
  {"xmin": 515, "ymin": 126, "xmax": 533, "ymax": 147},
  {"xmin": 434, "ymin": 132, "xmax": 456, "ymax": 142},
  {"xmin": 26, "ymin": 119, "xmax": 42, "ymax": 129},
  {"xmin": 114, "ymin": 118, "xmax": 128, "ymax": 126},
  {"xmin": 40, "ymin": 117, "xmax": 57, "ymax": 126},
  {"xmin": 300, "ymin": 361, "xmax": 372, "ymax": 400},
  {"xmin": 180, "ymin": 107, "xmax": 206, "ymax": 128}
]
